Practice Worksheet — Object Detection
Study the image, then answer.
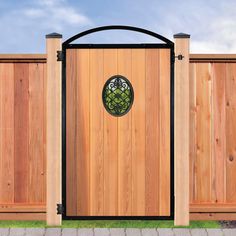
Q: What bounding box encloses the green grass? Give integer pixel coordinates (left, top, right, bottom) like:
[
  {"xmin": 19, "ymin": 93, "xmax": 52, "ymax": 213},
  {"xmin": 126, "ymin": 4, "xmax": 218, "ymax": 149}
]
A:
[{"xmin": 0, "ymin": 220, "xmax": 220, "ymax": 228}]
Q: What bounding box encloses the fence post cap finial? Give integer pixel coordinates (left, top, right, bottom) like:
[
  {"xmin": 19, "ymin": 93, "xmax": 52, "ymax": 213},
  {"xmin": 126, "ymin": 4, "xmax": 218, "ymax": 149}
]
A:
[
  {"xmin": 46, "ymin": 32, "xmax": 62, "ymax": 38},
  {"xmin": 174, "ymin": 33, "xmax": 190, "ymax": 38}
]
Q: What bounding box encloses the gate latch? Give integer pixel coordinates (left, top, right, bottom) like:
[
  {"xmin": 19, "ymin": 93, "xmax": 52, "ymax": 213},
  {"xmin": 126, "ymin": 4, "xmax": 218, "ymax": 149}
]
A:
[
  {"xmin": 57, "ymin": 204, "xmax": 64, "ymax": 215},
  {"xmin": 175, "ymin": 54, "xmax": 184, "ymax": 60},
  {"xmin": 57, "ymin": 51, "xmax": 64, "ymax": 61}
]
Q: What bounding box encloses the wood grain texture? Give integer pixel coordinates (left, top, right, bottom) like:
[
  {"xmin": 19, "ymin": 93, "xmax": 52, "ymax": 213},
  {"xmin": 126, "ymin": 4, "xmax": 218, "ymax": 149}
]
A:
[
  {"xmin": 0, "ymin": 63, "xmax": 14, "ymax": 203},
  {"xmin": 46, "ymin": 36, "xmax": 62, "ymax": 226},
  {"xmin": 0, "ymin": 213, "xmax": 46, "ymax": 220},
  {"xmin": 174, "ymin": 37, "xmax": 190, "ymax": 225},
  {"xmin": 76, "ymin": 49, "xmax": 90, "ymax": 215},
  {"xmin": 0, "ymin": 61, "xmax": 46, "ymax": 214},
  {"xmin": 28, "ymin": 63, "xmax": 45, "ymax": 203},
  {"xmin": 117, "ymin": 49, "xmax": 132, "ymax": 216},
  {"xmin": 212, "ymin": 63, "xmax": 226, "ymax": 203},
  {"xmin": 195, "ymin": 63, "xmax": 212, "ymax": 202},
  {"xmin": 190, "ymin": 213, "xmax": 236, "ymax": 220},
  {"xmin": 131, "ymin": 49, "xmax": 146, "ymax": 216},
  {"xmin": 145, "ymin": 49, "xmax": 160, "ymax": 215},
  {"xmin": 159, "ymin": 49, "xmax": 171, "ymax": 216},
  {"xmin": 66, "ymin": 49, "xmax": 78, "ymax": 216},
  {"xmin": 14, "ymin": 63, "xmax": 29, "ymax": 203},
  {"xmin": 89, "ymin": 49, "xmax": 104, "ymax": 215},
  {"xmin": 66, "ymin": 48, "xmax": 171, "ymax": 217},
  {"xmin": 226, "ymin": 63, "xmax": 236, "ymax": 203},
  {"xmin": 189, "ymin": 61, "xmax": 236, "ymax": 213},
  {"xmin": 103, "ymin": 49, "xmax": 118, "ymax": 215},
  {"xmin": 189, "ymin": 63, "xmax": 197, "ymax": 203},
  {"xmin": 0, "ymin": 204, "xmax": 46, "ymax": 212}
]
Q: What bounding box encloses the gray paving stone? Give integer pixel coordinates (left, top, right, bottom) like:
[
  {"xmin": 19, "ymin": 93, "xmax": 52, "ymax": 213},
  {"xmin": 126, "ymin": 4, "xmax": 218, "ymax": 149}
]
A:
[
  {"xmin": 94, "ymin": 228, "xmax": 109, "ymax": 236},
  {"xmin": 78, "ymin": 228, "xmax": 93, "ymax": 236},
  {"xmin": 62, "ymin": 228, "xmax": 77, "ymax": 236},
  {"xmin": 223, "ymin": 229, "xmax": 236, "ymax": 236},
  {"xmin": 191, "ymin": 229, "xmax": 207, "ymax": 236},
  {"xmin": 157, "ymin": 229, "xmax": 174, "ymax": 236},
  {"xmin": 142, "ymin": 228, "xmax": 158, "ymax": 236},
  {"xmin": 126, "ymin": 228, "xmax": 141, "ymax": 236},
  {"xmin": 110, "ymin": 228, "xmax": 125, "ymax": 236},
  {"xmin": 173, "ymin": 228, "xmax": 191, "ymax": 236},
  {"xmin": 9, "ymin": 228, "xmax": 25, "ymax": 236},
  {"xmin": 0, "ymin": 228, "xmax": 9, "ymax": 236},
  {"xmin": 45, "ymin": 228, "xmax": 61, "ymax": 236},
  {"xmin": 25, "ymin": 228, "xmax": 45, "ymax": 236},
  {"xmin": 206, "ymin": 229, "xmax": 224, "ymax": 236}
]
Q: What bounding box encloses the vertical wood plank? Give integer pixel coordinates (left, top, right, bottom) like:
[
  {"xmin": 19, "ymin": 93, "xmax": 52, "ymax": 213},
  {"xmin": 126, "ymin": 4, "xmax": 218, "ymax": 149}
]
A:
[
  {"xmin": 0, "ymin": 63, "xmax": 14, "ymax": 203},
  {"xmin": 226, "ymin": 63, "xmax": 236, "ymax": 202},
  {"xmin": 46, "ymin": 33, "xmax": 62, "ymax": 226},
  {"xmin": 28, "ymin": 63, "xmax": 45, "ymax": 203},
  {"xmin": 195, "ymin": 63, "xmax": 212, "ymax": 202},
  {"xmin": 131, "ymin": 49, "xmax": 146, "ymax": 216},
  {"xmin": 189, "ymin": 63, "xmax": 197, "ymax": 203},
  {"xmin": 90, "ymin": 49, "xmax": 104, "ymax": 215},
  {"xmin": 145, "ymin": 49, "xmax": 160, "ymax": 215},
  {"xmin": 42, "ymin": 63, "xmax": 47, "ymax": 203},
  {"xmin": 159, "ymin": 49, "xmax": 171, "ymax": 215},
  {"xmin": 212, "ymin": 63, "xmax": 226, "ymax": 203},
  {"xmin": 174, "ymin": 34, "xmax": 190, "ymax": 225},
  {"xmin": 103, "ymin": 49, "xmax": 118, "ymax": 215},
  {"xmin": 66, "ymin": 49, "xmax": 78, "ymax": 215},
  {"xmin": 117, "ymin": 49, "xmax": 132, "ymax": 216},
  {"xmin": 76, "ymin": 49, "xmax": 90, "ymax": 215},
  {"xmin": 14, "ymin": 63, "xmax": 29, "ymax": 203}
]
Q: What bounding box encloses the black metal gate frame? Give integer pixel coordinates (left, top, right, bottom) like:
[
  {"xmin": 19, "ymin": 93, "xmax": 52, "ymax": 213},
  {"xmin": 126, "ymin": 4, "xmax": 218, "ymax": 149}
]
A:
[{"xmin": 62, "ymin": 25, "xmax": 175, "ymax": 220}]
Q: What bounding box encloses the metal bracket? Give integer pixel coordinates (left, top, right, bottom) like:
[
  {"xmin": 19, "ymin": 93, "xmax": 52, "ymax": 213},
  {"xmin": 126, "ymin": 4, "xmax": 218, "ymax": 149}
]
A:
[
  {"xmin": 57, "ymin": 203, "xmax": 64, "ymax": 215},
  {"xmin": 57, "ymin": 50, "xmax": 64, "ymax": 61},
  {"xmin": 175, "ymin": 54, "xmax": 184, "ymax": 60}
]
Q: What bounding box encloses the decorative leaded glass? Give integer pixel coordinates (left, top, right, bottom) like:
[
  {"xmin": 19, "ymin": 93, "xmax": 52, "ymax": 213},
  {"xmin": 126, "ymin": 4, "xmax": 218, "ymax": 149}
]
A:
[{"xmin": 102, "ymin": 75, "xmax": 134, "ymax": 117}]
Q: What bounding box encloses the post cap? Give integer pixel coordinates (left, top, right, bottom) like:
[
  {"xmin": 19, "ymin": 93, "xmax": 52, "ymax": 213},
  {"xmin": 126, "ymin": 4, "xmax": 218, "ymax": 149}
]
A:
[
  {"xmin": 174, "ymin": 33, "xmax": 190, "ymax": 39},
  {"xmin": 46, "ymin": 32, "xmax": 62, "ymax": 38}
]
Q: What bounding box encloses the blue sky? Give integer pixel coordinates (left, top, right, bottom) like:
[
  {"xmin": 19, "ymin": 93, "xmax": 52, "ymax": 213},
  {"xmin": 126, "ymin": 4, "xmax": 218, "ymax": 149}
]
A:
[{"xmin": 0, "ymin": 0, "xmax": 235, "ymax": 53}]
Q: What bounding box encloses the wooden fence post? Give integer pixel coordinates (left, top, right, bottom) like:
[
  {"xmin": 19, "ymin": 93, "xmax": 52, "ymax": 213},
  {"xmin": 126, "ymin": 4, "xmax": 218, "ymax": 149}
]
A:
[
  {"xmin": 46, "ymin": 32, "xmax": 62, "ymax": 226},
  {"xmin": 174, "ymin": 33, "xmax": 190, "ymax": 226}
]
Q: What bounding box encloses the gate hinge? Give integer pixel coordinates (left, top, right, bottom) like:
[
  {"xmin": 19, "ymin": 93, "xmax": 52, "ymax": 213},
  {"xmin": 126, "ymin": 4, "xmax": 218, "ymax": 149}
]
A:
[
  {"xmin": 57, "ymin": 50, "xmax": 64, "ymax": 61},
  {"xmin": 57, "ymin": 203, "xmax": 64, "ymax": 215}
]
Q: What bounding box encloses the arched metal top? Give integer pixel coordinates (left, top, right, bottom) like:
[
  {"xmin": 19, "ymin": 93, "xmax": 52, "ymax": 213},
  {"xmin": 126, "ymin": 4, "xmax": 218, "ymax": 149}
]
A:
[{"xmin": 63, "ymin": 25, "xmax": 174, "ymax": 47}]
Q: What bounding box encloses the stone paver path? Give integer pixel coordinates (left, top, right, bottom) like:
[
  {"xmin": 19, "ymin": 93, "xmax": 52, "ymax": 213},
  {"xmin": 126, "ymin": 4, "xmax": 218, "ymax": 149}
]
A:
[{"xmin": 0, "ymin": 228, "xmax": 235, "ymax": 235}]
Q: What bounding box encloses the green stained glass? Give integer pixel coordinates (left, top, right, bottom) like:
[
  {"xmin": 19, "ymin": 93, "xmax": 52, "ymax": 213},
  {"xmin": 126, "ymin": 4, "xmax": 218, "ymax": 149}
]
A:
[{"xmin": 102, "ymin": 75, "xmax": 134, "ymax": 117}]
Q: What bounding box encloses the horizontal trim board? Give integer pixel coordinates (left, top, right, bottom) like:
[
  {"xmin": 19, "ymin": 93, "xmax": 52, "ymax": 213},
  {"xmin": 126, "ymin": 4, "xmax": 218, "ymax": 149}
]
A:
[
  {"xmin": 190, "ymin": 54, "xmax": 236, "ymax": 59},
  {"xmin": 190, "ymin": 54, "xmax": 236, "ymax": 62},
  {"xmin": 190, "ymin": 213, "xmax": 236, "ymax": 221},
  {"xmin": 0, "ymin": 54, "xmax": 47, "ymax": 59},
  {"xmin": 0, "ymin": 60, "xmax": 46, "ymax": 63},
  {"xmin": 66, "ymin": 43, "xmax": 172, "ymax": 49},
  {"xmin": 190, "ymin": 204, "xmax": 236, "ymax": 213},
  {"xmin": 0, "ymin": 54, "xmax": 46, "ymax": 63},
  {"xmin": 0, "ymin": 204, "xmax": 46, "ymax": 213},
  {"xmin": 63, "ymin": 216, "xmax": 174, "ymax": 220},
  {"xmin": 0, "ymin": 213, "xmax": 46, "ymax": 220}
]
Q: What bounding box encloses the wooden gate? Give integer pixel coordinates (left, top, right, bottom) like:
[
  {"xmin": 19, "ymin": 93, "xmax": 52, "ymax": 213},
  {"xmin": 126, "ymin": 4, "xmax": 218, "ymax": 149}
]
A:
[{"xmin": 62, "ymin": 26, "xmax": 174, "ymax": 219}]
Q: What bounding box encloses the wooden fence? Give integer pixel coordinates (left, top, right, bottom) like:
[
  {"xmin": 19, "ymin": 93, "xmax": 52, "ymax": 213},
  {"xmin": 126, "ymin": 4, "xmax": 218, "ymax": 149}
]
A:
[
  {"xmin": 0, "ymin": 55, "xmax": 46, "ymax": 220},
  {"xmin": 189, "ymin": 54, "xmax": 236, "ymax": 220},
  {"xmin": 0, "ymin": 53, "xmax": 236, "ymax": 220}
]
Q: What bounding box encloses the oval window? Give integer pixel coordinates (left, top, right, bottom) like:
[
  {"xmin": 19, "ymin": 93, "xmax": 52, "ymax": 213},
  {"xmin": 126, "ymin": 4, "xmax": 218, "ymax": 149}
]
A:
[{"xmin": 102, "ymin": 75, "xmax": 134, "ymax": 117}]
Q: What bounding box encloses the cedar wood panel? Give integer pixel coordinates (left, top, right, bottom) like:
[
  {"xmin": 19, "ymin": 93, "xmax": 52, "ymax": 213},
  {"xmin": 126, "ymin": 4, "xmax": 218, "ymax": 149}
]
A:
[
  {"xmin": 0, "ymin": 59, "xmax": 46, "ymax": 214},
  {"xmin": 66, "ymin": 48, "xmax": 171, "ymax": 216}
]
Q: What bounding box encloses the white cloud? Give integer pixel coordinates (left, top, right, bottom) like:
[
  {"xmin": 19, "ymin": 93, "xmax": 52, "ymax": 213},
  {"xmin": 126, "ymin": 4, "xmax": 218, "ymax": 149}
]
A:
[{"xmin": 0, "ymin": 0, "xmax": 92, "ymax": 53}]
